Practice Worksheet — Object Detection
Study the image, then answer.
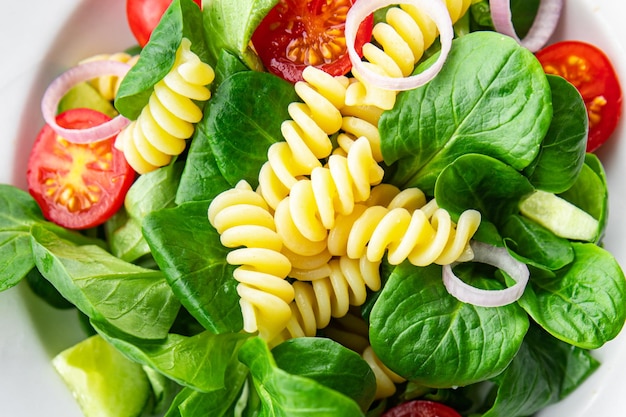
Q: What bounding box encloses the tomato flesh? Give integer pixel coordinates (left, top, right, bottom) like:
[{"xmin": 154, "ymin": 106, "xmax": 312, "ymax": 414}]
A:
[
  {"xmin": 535, "ymin": 40, "xmax": 622, "ymax": 152},
  {"xmin": 27, "ymin": 108, "xmax": 135, "ymax": 230},
  {"xmin": 251, "ymin": 0, "xmax": 374, "ymax": 83},
  {"xmin": 126, "ymin": 0, "xmax": 202, "ymax": 47},
  {"xmin": 382, "ymin": 400, "xmax": 462, "ymax": 417}
]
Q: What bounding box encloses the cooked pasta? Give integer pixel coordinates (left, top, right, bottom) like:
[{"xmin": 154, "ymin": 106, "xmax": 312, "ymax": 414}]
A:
[
  {"xmin": 79, "ymin": 52, "xmax": 140, "ymax": 101},
  {"xmin": 257, "ymin": 66, "xmax": 350, "ymax": 209},
  {"xmin": 329, "ymin": 191, "xmax": 481, "ymax": 266},
  {"xmin": 115, "ymin": 37, "xmax": 215, "ymax": 174},
  {"xmin": 274, "ymin": 136, "xmax": 384, "ymax": 249},
  {"xmin": 207, "ymin": 180, "xmax": 294, "ymax": 342},
  {"xmin": 278, "ymin": 255, "xmax": 382, "ymax": 341},
  {"xmin": 346, "ymin": 0, "xmax": 472, "ymax": 109},
  {"xmin": 362, "ymin": 345, "xmax": 407, "ymax": 399},
  {"xmin": 336, "ymin": 99, "xmax": 385, "ymax": 162}
]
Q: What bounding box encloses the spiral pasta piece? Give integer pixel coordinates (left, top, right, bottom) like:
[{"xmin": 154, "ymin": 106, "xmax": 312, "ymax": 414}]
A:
[
  {"xmin": 362, "ymin": 345, "xmax": 407, "ymax": 399},
  {"xmin": 115, "ymin": 38, "xmax": 215, "ymax": 174},
  {"xmin": 277, "ymin": 255, "xmax": 382, "ymax": 342},
  {"xmin": 346, "ymin": 0, "xmax": 472, "ymax": 109},
  {"xmin": 79, "ymin": 52, "xmax": 140, "ymax": 101},
  {"xmin": 257, "ymin": 66, "xmax": 350, "ymax": 209},
  {"xmin": 275, "ymin": 136, "xmax": 384, "ymax": 250},
  {"xmin": 336, "ymin": 100, "xmax": 385, "ymax": 162},
  {"xmin": 208, "ymin": 180, "xmax": 294, "ymax": 342},
  {"xmin": 329, "ymin": 190, "xmax": 480, "ymax": 266}
]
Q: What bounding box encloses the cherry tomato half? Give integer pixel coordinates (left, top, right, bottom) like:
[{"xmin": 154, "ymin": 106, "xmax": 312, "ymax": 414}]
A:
[
  {"xmin": 535, "ymin": 40, "xmax": 623, "ymax": 152},
  {"xmin": 126, "ymin": 0, "xmax": 202, "ymax": 47},
  {"xmin": 251, "ymin": 0, "xmax": 374, "ymax": 83},
  {"xmin": 27, "ymin": 108, "xmax": 135, "ymax": 230},
  {"xmin": 382, "ymin": 400, "xmax": 462, "ymax": 417}
]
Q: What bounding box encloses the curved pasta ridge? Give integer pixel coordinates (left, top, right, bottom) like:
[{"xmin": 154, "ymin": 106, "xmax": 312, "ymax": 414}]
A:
[
  {"xmin": 207, "ymin": 180, "xmax": 294, "ymax": 342},
  {"xmin": 277, "ymin": 255, "xmax": 382, "ymax": 343},
  {"xmin": 272, "ymin": 136, "xmax": 385, "ymax": 255},
  {"xmin": 257, "ymin": 66, "xmax": 350, "ymax": 209},
  {"xmin": 116, "ymin": 37, "xmax": 215, "ymax": 174},
  {"xmin": 79, "ymin": 52, "xmax": 140, "ymax": 101},
  {"xmin": 329, "ymin": 190, "xmax": 481, "ymax": 266},
  {"xmin": 346, "ymin": 0, "xmax": 472, "ymax": 109}
]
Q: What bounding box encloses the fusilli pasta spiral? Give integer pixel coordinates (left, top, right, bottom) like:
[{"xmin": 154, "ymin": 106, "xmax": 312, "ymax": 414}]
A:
[
  {"xmin": 346, "ymin": 0, "xmax": 471, "ymax": 109},
  {"xmin": 257, "ymin": 66, "xmax": 350, "ymax": 209},
  {"xmin": 328, "ymin": 189, "xmax": 481, "ymax": 266},
  {"xmin": 115, "ymin": 38, "xmax": 215, "ymax": 174},
  {"xmin": 273, "ymin": 136, "xmax": 384, "ymax": 253},
  {"xmin": 207, "ymin": 180, "xmax": 294, "ymax": 342},
  {"xmin": 278, "ymin": 255, "xmax": 381, "ymax": 342},
  {"xmin": 79, "ymin": 52, "xmax": 140, "ymax": 101}
]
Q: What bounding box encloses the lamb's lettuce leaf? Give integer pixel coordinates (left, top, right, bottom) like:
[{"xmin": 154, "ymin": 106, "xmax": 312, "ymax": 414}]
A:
[
  {"xmin": 116, "ymin": 0, "xmax": 210, "ymax": 119},
  {"xmin": 0, "ymin": 184, "xmax": 104, "ymax": 292},
  {"xmin": 142, "ymin": 201, "xmax": 243, "ymax": 334},
  {"xmin": 239, "ymin": 337, "xmax": 369, "ymax": 416},
  {"xmin": 518, "ymin": 243, "xmax": 626, "ymax": 349},
  {"xmin": 201, "ymin": 0, "xmax": 278, "ymax": 71},
  {"xmin": 30, "ymin": 225, "xmax": 179, "ymax": 340},
  {"xmin": 380, "ymin": 31, "xmax": 552, "ymax": 194},
  {"xmin": 370, "ymin": 262, "xmax": 529, "ymax": 388}
]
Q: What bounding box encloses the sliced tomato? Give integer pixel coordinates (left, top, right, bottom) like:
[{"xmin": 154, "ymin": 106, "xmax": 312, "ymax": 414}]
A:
[
  {"xmin": 251, "ymin": 0, "xmax": 374, "ymax": 83},
  {"xmin": 382, "ymin": 400, "xmax": 462, "ymax": 417},
  {"xmin": 126, "ymin": 0, "xmax": 202, "ymax": 47},
  {"xmin": 535, "ymin": 40, "xmax": 623, "ymax": 152},
  {"xmin": 27, "ymin": 108, "xmax": 135, "ymax": 230}
]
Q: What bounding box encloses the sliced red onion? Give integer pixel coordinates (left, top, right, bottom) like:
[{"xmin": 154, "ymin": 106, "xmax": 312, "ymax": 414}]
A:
[
  {"xmin": 442, "ymin": 241, "xmax": 529, "ymax": 307},
  {"xmin": 345, "ymin": 0, "xmax": 453, "ymax": 91},
  {"xmin": 41, "ymin": 60, "xmax": 132, "ymax": 143},
  {"xmin": 489, "ymin": 0, "xmax": 563, "ymax": 53}
]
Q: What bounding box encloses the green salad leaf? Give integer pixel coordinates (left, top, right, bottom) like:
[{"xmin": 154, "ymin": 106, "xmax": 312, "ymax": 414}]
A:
[
  {"xmin": 201, "ymin": 0, "xmax": 278, "ymax": 71},
  {"xmin": 142, "ymin": 201, "xmax": 243, "ymax": 334},
  {"xmin": 370, "ymin": 262, "xmax": 529, "ymax": 388},
  {"xmin": 30, "ymin": 225, "xmax": 180, "ymax": 340},
  {"xmin": 116, "ymin": 0, "xmax": 210, "ymax": 119},
  {"xmin": 380, "ymin": 31, "xmax": 552, "ymax": 194},
  {"xmin": 239, "ymin": 337, "xmax": 368, "ymax": 416}
]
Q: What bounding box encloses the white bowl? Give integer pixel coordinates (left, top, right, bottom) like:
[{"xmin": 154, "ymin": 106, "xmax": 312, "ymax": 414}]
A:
[{"xmin": 0, "ymin": 0, "xmax": 624, "ymax": 415}]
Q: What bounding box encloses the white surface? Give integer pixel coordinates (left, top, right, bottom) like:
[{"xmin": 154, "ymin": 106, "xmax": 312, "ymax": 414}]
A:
[{"xmin": 0, "ymin": 0, "xmax": 624, "ymax": 415}]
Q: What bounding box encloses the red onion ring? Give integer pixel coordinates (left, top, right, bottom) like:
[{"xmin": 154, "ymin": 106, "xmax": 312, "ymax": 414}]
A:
[
  {"xmin": 40, "ymin": 60, "xmax": 132, "ymax": 143},
  {"xmin": 345, "ymin": 0, "xmax": 454, "ymax": 91},
  {"xmin": 489, "ymin": 0, "xmax": 563, "ymax": 53},
  {"xmin": 442, "ymin": 241, "xmax": 529, "ymax": 307}
]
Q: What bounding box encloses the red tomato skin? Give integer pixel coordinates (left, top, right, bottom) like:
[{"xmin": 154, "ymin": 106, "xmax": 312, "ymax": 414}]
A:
[
  {"xmin": 251, "ymin": 0, "xmax": 374, "ymax": 83},
  {"xmin": 126, "ymin": 0, "xmax": 202, "ymax": 47},
  {"xmin": 27, "ymin": 109, "xmax": 135, "ymax": 230},
  {"xmin": 535, "ymin": 40, "xmax": 623, "ymax": 152},
  {"xmin": 381, "ymin": 400, "xmax": 462, "ymax": 417}
]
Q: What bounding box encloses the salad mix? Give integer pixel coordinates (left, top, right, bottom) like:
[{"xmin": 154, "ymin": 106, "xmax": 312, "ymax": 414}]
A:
[{"xmin": 1, "ymin": 0, "xmax": 625, "ymax": 416}]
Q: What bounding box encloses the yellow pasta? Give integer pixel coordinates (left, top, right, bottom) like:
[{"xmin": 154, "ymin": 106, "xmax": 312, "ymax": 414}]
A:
[
  {"xmin": 346, "ymin": 0, "xmax": 472, "ymax": 109},
  {"xmin": 115, "ymin": 37, "xmax": 215, "ymax": 174},
  {"xmin": 329, "ymin": 190, "xmax": 481, "ymax": 266},
  {"xmin": 257, "ymin": 66, "xmax": 350, "ymax": 209},
  {"xmin": 277, "ymin": 255, "xmax": 381, "ymax": 342},
  {"xmin": 362, "ymin": 345, "xmax": 407, "ymax": 399},
  {"xmin": 207, "ymin": 180, "xmax": 293, "ymax": 342},
  {"xmin": 79, "ymin": 52, "xmax": 140, "ymax": 101},
  {"xmin": 274, "ymin": 136, "xmax": 384, "ymax": 250}
]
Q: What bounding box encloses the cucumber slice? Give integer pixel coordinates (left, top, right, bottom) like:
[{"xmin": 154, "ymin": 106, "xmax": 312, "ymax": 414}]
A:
[
  {"xmin": 519, "ymin": 190, "xmax": 599, "ymax": 241},
  {"xmin": 52, "ymin": 334, "xmax": 150, "ymax": 417}
]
